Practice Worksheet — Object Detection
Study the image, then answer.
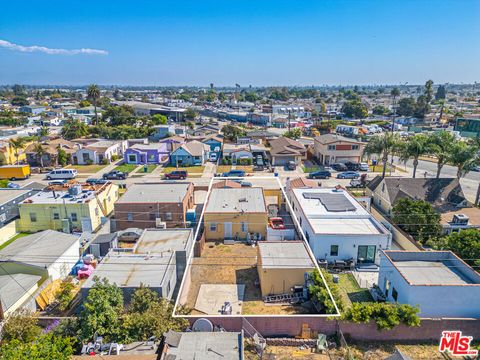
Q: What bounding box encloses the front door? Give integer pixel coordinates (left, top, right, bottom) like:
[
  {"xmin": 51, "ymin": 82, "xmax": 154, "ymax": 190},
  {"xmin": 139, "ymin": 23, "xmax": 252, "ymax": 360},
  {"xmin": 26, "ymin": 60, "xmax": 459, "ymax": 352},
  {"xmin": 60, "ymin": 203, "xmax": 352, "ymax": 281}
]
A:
[
  {"xmin": 224, "ymin": 222, "xmax": 232, "ymax": 239},
  {"xmin": 357, "ymin": 245, "xmax": 376, "ymax": 264}
]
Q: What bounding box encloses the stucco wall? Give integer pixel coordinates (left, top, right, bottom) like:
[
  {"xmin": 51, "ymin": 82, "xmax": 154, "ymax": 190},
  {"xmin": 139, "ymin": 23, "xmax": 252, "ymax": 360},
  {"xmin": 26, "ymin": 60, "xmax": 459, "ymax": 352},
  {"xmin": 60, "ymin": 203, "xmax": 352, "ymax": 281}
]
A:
[{"xmin": 204, "ymin": 213, "xmax": 268, "ymax": 241}]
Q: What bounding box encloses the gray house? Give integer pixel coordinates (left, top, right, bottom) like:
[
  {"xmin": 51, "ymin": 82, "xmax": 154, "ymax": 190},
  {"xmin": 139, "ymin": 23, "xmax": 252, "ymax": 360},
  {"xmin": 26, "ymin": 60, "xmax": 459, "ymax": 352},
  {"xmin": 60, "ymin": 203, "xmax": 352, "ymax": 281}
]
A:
[{"xmin": 0, "ymin": 189, "xmax": 40, "ymax": 227}]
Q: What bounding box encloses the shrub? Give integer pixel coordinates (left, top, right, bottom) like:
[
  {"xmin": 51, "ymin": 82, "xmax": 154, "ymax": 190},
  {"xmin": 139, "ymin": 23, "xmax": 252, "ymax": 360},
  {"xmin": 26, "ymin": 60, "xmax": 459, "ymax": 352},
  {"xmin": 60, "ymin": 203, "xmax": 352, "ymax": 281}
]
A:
[
  {"xmin": 309, "ymin": 269, "xmax": 343, "ymax": 314},
  {"xmin": 85, "ymin": 159, "xmax": 94, "ymax": 165},
  {"xmin": 111, "ymin": 154, "xmax": 119, "ymax": 161},
  {"xmin": 56, "ymin": 279, "xmax": 75, "ymax": 311},
  {"xmin": 1, "ymin": 309, "xmax": 41, "ymax": 343}
]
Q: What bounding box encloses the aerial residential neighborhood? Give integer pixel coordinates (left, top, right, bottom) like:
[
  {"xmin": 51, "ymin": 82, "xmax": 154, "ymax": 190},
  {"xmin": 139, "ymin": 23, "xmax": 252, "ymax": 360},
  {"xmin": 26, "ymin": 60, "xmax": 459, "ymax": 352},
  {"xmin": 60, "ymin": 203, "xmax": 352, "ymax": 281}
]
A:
[{"xmin": 0, "ymin": 1, "xmax": 479, "ymax": 359}]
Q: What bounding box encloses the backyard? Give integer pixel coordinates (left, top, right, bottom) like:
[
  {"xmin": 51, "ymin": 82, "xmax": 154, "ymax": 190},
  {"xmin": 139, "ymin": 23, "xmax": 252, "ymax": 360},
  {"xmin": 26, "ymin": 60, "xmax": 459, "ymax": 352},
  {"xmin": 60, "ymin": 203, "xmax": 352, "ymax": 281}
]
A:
[{"xmin": 338, "ymin": 273, "xmax": 373, "ymax": 307}]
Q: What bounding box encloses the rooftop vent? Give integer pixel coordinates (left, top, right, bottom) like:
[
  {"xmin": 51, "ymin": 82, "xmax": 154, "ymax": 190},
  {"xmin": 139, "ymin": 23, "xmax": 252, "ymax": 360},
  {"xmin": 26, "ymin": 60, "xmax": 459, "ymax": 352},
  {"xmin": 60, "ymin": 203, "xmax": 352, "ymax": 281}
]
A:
[
  {"xmin": 239, "ymin": 197, "xmax": 247, "ymax": 202},
  {"xmin": 452, "ymin": 214, "xmax": 469, "ymax": 225}
]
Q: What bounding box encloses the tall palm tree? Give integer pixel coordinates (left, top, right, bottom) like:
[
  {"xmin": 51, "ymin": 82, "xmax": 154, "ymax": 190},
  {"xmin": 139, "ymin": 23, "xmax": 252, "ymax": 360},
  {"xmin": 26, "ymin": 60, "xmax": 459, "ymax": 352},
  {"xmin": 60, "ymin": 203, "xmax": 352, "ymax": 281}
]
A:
[
  {"xmin": 428, "ymin": 131, "xmax": 457, "ymax": 178},
  {"xmin": 33, "ymin": 142, "xmax": 47, "ymax": 168},
  {"xmin": 448, "ymin": 141, "xmax": 479, "ymax": 179},
  {"xmin": 9, "ymin": 137, "xmax": 27, "ymax": 164},
  {"xmin": 364, "ymin": 132, "xmax": 400, "ymax": 178},
  {"xmin": 87, "ymin": 84, "xmax": 101, "ymax": 125},
  {"xmin": 390, "ymin": 87, "xmax": 400, "ymax": 132},
  {"xmin": 398, "ymin": 134, "xmax": 431, "ymax": 178}
]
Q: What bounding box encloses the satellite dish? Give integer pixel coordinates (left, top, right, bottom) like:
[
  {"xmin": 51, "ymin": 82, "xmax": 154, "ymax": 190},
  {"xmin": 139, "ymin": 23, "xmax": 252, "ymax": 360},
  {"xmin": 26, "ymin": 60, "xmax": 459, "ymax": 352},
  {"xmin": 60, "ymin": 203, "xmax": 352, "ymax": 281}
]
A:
[{"xmin": 192, "ymin": 318, "xmax": 214, "ymax": 332}]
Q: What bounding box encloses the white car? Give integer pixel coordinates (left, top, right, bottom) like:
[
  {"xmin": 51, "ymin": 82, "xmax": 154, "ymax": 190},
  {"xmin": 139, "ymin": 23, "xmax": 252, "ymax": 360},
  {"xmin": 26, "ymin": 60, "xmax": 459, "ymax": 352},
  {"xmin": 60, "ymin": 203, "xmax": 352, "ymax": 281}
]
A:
[
  {"xmin": 359, "ymin": 163, "xmax": 369, "ymax": 171},
  {"xmin": 209, "ymin": 153, "xmax": 218, "ymax": 162},
  {"xmin": 46, "ymin": 168, "xmax": 77, "ymax": 180}
]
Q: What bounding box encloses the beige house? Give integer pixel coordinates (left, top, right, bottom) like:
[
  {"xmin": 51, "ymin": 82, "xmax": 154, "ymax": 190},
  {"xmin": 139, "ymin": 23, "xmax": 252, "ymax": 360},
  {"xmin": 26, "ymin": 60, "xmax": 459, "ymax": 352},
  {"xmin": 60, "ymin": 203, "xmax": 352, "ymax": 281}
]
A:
[
  {"xmin": 268, "ymin": 137, "xmax": 306, "ymax": 166},
  {"xmin": 314, "ymin": 134, "xmax": 365, "ymax": 165},
  {"xmin": 257, "ymin": 241, "xmax": 315, "ymax": 296}
]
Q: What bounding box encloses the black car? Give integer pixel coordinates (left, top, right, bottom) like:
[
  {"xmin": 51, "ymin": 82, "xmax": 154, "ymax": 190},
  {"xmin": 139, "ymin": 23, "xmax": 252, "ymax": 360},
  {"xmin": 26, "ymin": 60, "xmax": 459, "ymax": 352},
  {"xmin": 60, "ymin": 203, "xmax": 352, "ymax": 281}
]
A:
[
  {"xmin": 103, "ymin": 170, "xmax": 127, "ymax": 180},
  {"xmin": 345, "ymin": 161, "xmax": 360, "ymax": 171},
  {"xmin": 86, "ymin": 178, "xmax": 109, "ymax": 185},
  {"xmin": 331, "ymin": 163, "xmax": 348, "ymax": 171},
  {"xmin": 309, "ymin": 170, "xmax": 331, "ymax": 179}
]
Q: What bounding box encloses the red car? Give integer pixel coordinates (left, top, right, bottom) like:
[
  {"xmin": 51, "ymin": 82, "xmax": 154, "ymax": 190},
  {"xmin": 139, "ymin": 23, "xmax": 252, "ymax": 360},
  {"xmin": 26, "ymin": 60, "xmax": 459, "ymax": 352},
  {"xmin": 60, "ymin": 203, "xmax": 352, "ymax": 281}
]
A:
[
  {"xmin": 164, "ymin": 170, "xmax": 188, "ymax": 180},
  {"xmin": 269, "ymin": 217, "xmax": 286, "ymax": 230}
]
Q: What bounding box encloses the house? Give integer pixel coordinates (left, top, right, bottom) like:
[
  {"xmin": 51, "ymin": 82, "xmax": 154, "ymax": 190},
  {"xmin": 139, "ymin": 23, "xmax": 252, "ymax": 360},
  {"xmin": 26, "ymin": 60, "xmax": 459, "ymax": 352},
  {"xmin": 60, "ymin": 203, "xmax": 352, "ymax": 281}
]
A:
[
  {"xmin": 314, "ymin": 134, "xmax": 365, "ymax": 165},
  {"xmin": 113, "ymin": 100, "xmax": 186, "ymax": 120},
  {"xmin": 0, "ymin": 230, "xmax": 79, "ymax": 317},
  {"xmin": 160, "ymin": 331, "xmax": 244, "ymax": 360},
  {"xmin": 25, "ymin": 138, "xmax": 77, "ymax": 167},
  {"xmin": 169, "ymin": 140, "xmax": 210, "ymax": 166},
  {"xmin": 18, "ymin": 182, "xmax": 119, "ymax": 233},
  {"xmin": 202, "ymin": 134, "xmax": 223, "ymax": 156},
  {"xmin": 285, "ymin": 177, "xmax": 321, "ymax": 193},
  {"xmin": 0, "ymin": 139, "xmax": 31, "ymax": 165},
  {"xmin": 365, "ymin": 177, "xmax": 478, "ymax": 233},
  {"xmin": 268, "ymin": 137, "xmax": 307, "ymax": 166},
  {"xmin": 149, "ymin": 124, "xmax": 176, "ymax": 141},
  {"xmin": 71, "ymin": 139, "xmax": 128, "ymax": 165},
  {"xmin": 378, "ymin": 250, "xmax": 480, "ymax": 318},
  {"xmin": 124, "ymin": 143, "xmax": 169, "ymax": 165},
  {"xmin": 0, "ymin": 188, "xmax": 40, "ymax": 227},
  {"xmin": 82, "ymin": 228, "xmax": 193, "ymax": 301},
  {"xmin": 86, "ymin": 233, "xmax": 118, "ymax": 258},
  {"xmin": 18, "ymin": 105, "xmax": 46, "ymax": 115},
  {"xmin": 257, "ymin": 241, "xmax": 315, "ymax": 296},
  {"xmin": 222, "ymin": 143, "xmax": 253, "ymax": 164},
  {"xmin": 160, "ymin": 135, "xmax": 185, "ymax": 152},
  {"xmin": 204, "ymin": 187, "xmax": 268, "ymax": 241},
  {"xmin": 289, "ymin": 187, "xmax": 391, "ymax": 264},
  {"xmin": 246, "ymin": 112, "xmax": 271, "ymax": 126},
  {"xmin": 113, "ymin": 183, "xmax": 194, "ymax": 230}
]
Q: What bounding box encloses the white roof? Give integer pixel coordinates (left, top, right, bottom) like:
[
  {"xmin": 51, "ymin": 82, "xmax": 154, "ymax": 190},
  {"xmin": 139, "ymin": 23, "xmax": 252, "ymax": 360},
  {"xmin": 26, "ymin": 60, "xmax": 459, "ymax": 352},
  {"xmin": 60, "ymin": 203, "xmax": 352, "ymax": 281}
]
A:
[
  {"xmin": 310, "ymin": 218, "xmax": 383, "ymax": 235},
  {"xmin": 205, "ymin": 188, "xmax": 266, "ymax": 213}
]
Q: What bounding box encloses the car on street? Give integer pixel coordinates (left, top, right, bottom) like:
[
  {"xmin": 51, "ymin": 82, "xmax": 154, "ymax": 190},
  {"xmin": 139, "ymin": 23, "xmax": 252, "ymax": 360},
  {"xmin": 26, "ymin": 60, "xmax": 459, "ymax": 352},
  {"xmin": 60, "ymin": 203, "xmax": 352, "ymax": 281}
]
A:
[
  {"xmin": 331, "ymin": 163, "xmax": 348, "ymax": 171},
  {"xmin": 164, "ymin": 170, "xmax": 188, "ymax": 180},
  {"xmin": 222, "ymin": 170, "xmax": 245, "ymax": 177},
  {"xmin": 287, "ymin": 161, "xmax": 296, "ymax": 170},
  {"xmin": 103, "ymin": 170, "xmax": 127, "ymax": 180},
  {"xmin": 308, "ymin": 170, "xmax": 331, "ymax": 179},
  {"xmin": 345, "ymin": 161, "xmax": 360, "ymax": 171},
  {"xmin": 86, "ymin": 178, "xmax": 109, "ymax": 185},
  {"xmin": 337, "ymin": 171, "xmax": 360, "ymax": 179}
]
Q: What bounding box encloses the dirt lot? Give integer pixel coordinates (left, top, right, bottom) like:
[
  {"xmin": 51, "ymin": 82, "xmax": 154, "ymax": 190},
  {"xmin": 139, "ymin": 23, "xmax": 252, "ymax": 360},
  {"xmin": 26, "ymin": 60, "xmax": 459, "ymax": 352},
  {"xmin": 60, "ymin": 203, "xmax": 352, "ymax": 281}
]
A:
[{"xmin": 186, "ymin": 242, "xmax": 310, "ymax": 315}]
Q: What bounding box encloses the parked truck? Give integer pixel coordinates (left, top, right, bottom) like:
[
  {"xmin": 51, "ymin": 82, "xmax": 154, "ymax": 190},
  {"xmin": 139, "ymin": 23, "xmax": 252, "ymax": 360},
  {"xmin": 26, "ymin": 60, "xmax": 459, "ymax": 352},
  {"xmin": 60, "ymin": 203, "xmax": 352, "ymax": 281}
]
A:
[{"xmin": 0, "ymin": 165, "xmax": 31, "ymax": 180}]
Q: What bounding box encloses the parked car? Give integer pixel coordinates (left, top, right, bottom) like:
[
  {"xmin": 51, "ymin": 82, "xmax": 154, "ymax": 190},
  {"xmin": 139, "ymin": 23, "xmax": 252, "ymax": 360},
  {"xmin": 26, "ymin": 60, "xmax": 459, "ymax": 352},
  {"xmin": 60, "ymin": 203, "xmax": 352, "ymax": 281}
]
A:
[
  {"xmin": 86, "ymin": 178, "xmax": 109, "ymax": 185},
  {"xmin": 309, "ymin": 170, "xmax": 331, "ymax": 179},
  {"xmin": 287, "ymin": 161, "xmax": 296, "ymax": 170},
  {"xmin": 103, "ymin": 170, "xmax": 127, "ymax": 180},
  {"xmin": 359, "ymin": 162, "xmax": 369, "ymax": 171},
  {"xmin": 222, "ymin": 170, "xmax": 246, "ymax": 177},
  {"xmin": 269, "ymin": 217, "xmax": 286, "ymax": 230},
  {"xmin": 331, "ymin": 163, "xmax": 348, "ymax": 171},
  {"xmin": 46, "ymin": 168, "xmax": 77, "ymax": 180},
  {"xmin": 337, "ymin": 171, "xmax": 360, "ymax": 179},
  {"xmin": 257, "ymin": 156, "xmax": 264, "ymax": 166},
  {"xmin": 209, "ymin": 153, "xmax": 218, "ymax": 162},
  {"xmin": 240, "ymin": 181, "xmax": 252, "ymax": 187},
  {"xmin": 349, "ymin": 179, "xmax": 364, "ymax": 188},
  {"xmin": 164, "ymin": 170, "xmax": 188, "ymax": 180},
  {"xmin": 48, "ymin": 179, "xmax": 67, "ymax": 186},
  {"xmin": 345, "ymin": 161, "xmax": 360, "ymax": 171}
]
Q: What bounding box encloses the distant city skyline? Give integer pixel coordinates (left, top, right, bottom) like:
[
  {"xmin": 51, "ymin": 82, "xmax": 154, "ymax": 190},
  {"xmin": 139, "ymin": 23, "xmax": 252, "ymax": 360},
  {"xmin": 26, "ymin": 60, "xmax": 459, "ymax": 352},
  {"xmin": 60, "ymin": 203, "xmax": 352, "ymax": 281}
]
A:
[{"xmin": 1, "ymin": 0, "xmax": 479, "ymax": 86}]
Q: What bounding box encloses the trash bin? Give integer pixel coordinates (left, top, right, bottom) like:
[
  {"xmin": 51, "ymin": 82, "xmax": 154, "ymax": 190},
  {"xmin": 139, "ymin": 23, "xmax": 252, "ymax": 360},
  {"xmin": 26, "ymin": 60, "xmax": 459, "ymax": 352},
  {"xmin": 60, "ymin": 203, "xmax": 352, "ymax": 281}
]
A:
[{"xmin": 143, "ymin": 165, "xmax": 148, "ymax": 173}]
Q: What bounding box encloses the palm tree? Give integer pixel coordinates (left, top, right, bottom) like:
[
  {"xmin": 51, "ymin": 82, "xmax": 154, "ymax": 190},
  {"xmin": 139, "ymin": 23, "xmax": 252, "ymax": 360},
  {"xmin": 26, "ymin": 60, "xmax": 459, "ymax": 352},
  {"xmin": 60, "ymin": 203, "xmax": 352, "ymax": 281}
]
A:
[
  {"xmin": 87, "ymin": 84, "xmax": 101, "ymax": 125},
  {"xmin": 398, "ymin": 134, "xmax": 431, "ymax": 178},
  {"xmin": 427, "ymin": 131, "xmax": 457, "ymax": 178},
  {"xmin": 364, "ymin": 132, "xmax": 400, "ymax": 178},
  {"xmin": 390, "ymin": 87, "xmax": 400, "ymax": 132},
  {"xmin": 9, "ymin": 137, "xmax": 27, "ymax": 164},
  {"xmin": 33, "ymin": 142, "xmax": 47, "ymax": 168},
  {"xmin": 448, "ymin": 141, "xmax": 479, "ymax": 179}
]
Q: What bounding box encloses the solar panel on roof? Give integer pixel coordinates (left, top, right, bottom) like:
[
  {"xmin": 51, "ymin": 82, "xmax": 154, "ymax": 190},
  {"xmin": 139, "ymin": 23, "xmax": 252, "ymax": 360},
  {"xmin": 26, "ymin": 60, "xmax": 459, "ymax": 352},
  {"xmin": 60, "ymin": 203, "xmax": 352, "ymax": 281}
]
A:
[{"xmin": 302, "ymin": 192, "xmax": 356, "ymax": 212}]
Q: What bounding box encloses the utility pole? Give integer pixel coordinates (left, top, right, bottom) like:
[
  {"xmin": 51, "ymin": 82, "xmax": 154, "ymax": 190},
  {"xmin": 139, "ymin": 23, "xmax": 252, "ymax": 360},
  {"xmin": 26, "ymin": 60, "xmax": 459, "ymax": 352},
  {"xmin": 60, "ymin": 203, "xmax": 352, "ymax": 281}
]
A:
[{"xmin": 288, "ymin": 109, "xmax": 292, "ymax": 132}]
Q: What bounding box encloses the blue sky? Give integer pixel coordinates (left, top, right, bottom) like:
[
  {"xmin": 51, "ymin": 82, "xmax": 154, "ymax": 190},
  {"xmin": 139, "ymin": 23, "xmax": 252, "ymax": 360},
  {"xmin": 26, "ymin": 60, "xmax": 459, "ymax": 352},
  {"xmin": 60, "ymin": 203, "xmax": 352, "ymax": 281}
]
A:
[{"xmin": 0, "ymin": 0, "xmax": 479, "ymax": 86}]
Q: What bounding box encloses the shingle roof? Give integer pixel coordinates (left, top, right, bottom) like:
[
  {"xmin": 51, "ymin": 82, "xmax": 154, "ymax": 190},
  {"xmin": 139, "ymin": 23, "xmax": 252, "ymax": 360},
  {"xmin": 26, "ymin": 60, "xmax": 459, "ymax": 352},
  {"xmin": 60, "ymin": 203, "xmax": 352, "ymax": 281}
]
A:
[
  {"xmin": 269, "ymin": 137, "xmax": 306, "ymax": 157},
  {"xmin": 181, "ymin": 140, "xmax": 209, "ymax": 156}
]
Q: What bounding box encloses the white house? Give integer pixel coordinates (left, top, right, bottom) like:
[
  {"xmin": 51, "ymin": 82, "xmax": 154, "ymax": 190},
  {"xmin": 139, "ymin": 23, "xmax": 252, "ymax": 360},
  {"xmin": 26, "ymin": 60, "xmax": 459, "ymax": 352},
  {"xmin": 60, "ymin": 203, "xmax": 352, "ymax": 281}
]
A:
[
  {"xmin": 378, "ymin": 250, "xmax": 480, "ymax": 318},
  {"xmin": 72, "ymin": 139, "xmax": 128, "ymax": 165},
  {"xmin": 288, "ymin": 187, "xmax": 391, "ymax": 264}
]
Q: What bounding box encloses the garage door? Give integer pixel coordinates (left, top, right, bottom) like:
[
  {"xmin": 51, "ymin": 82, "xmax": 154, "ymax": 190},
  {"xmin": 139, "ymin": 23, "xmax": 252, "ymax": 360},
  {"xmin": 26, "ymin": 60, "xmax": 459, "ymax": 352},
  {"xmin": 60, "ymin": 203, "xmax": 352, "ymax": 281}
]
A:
[
  {"xmin": 273, "ymin": 156, "xmax": 294, "ymax": 166},
  {"xmin": 336, "ymin": 157, "xmax": 357, "ymax": 163}
]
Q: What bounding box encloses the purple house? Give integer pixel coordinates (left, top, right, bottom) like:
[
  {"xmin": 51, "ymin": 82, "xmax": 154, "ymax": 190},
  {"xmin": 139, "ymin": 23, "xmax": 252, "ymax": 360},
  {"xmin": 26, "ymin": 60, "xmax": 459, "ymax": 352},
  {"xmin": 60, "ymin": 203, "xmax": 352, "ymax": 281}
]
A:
[{"xmin": 124, "ymin": 143, "xmax": 169, "ymax": 165}]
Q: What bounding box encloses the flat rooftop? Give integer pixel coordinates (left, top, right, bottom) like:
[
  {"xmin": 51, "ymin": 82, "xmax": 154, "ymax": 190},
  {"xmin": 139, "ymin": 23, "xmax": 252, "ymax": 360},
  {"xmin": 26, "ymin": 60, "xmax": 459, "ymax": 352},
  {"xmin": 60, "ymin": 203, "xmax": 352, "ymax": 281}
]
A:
[
  {"xmin": 205, "ymin": 188, "xmax": 266, "ymax": 213},
  {"xmin": 292, "ymin": 188, "xmax": 370, "ymax": 218},
  {"xmin": 309, "ymin": 218, "xmax": 384, "ymax": 235},
  {"xmin": 134, "ymin": 228, "xmax": 192, "ymax": 254},
  {"xmin": 0, "ymin": 189, "xmax": 31, "ymax": 205},
  {"xmin": 0, "ymin": 273, "xmax": 42, "ymax": 312},
  {"xmin": 116, "ymin": 183, "xmax": 191, "ymax": 204},
  {"xmin": 82, "ymin": 254, "xmax": 173, "ymax": 288},
  {"xmin": 22, "ymin": 189, "xmax": 97, "ymax": 205},
  {"xmin": 258, "ymin": 241, "xmax": 315, "ymax": 269}
]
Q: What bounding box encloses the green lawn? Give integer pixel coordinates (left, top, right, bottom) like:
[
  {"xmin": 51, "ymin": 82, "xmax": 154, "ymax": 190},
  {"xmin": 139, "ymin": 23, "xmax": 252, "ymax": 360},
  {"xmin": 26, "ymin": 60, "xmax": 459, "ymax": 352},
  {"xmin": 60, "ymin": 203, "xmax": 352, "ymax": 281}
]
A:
[
  {"xmin": 302, "ymin": 166, "xmax": 321, "ymax": 173},
  {"xmin": 0, "ymin": 233, "xmax": 30, "ymax": 251},
  {"xmin": 133, "ymin": 164, "xmax": 158, "ymax": 174},
  {"xmin": 338, "ymin": 273, "xmax": 373, "ymax": 307},
  {"xmin": 67, "ymin": 164, "xmax": 108, "ymax": 173},
  {"xmin": 114, "ymin": 164, "xmax": 139, "ymax": 174},
  {"xmin": 162, "ymin": 166, "xmax": 205, "ymax": 174}
]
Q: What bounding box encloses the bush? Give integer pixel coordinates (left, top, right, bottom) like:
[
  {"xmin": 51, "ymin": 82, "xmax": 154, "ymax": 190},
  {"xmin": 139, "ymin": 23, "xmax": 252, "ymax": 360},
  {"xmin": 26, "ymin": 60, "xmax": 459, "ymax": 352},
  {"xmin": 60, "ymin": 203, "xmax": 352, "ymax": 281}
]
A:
[
  {"xmin": 85, "ymin": 159, "xmax": 94, "ymax": 165},
  {"xmin": 309, "ymin": 269, "xmax": 343, "ymax": 314},
  {"xmin": 111, "ymin": 154, "xmax": 119, "ymax": 161},
  {"xmin": 56, "ymin": 279, "xmax": 75, "ymax": 311},
  {"xmin": 101, "ymin": 158, "xmax": 109, "ymax": 165},
  {"xmin": 1, "ymin": 309, "xmax": 41, "ymax": 343}
]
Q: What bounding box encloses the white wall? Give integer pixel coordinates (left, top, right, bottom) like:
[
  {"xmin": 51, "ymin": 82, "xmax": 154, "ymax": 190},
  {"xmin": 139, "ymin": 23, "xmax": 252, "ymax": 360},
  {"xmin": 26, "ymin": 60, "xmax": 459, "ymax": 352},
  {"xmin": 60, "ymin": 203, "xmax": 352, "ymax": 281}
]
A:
[{"xmin": 47, "ymin": 240, "xmax": 80, "ymax": 281}]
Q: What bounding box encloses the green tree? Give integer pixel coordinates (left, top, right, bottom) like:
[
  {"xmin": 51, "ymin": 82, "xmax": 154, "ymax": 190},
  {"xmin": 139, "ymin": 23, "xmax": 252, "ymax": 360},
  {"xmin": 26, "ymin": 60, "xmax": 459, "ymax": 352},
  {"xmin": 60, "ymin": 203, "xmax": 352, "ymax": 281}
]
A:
[
  {"xmin": 424, "ymin": 79, "xmax": 434, "ymax": 104},
  {"xmin": 397, "ymin": 134, "xmax": 431, "ymax": 178},
  {"xmin": 364, "ymin": 132, "xmax": 400, "ymax": 178},
  {"xmin": 184, "ymin": 108, "xmax": 198, "ymax": 121},
  {"xmin": 221, "ymin": 124, "xmax": 246, "ymax": 141},
  {"xmin": 284, "ymin": 128, "xmax": 302, "ymax": 139},
  {"xmin": 1, "ymin": 309, "xmax": 41, "ymax": 343},
  {"xmin": 39, "ymin": 126, "xmax": 50, "ymax": 137},
  {"xmin": 151, "ymin": 114, "xmax": 168, "ymax": 125},
  {"xmin": 87, "ymin": 84, "xmax": 101, "ymax": 125},
  {"xmin": 308, "ymin": 269, "xmax": 343, "ymax": 314},
  {"xmin": 61, "ymin": 119, "xmax": 89, "ymax": 140},
  {"xmin": 8, "ymin": 137, "xmax": 27, "ymax": 164},
  {"xmin": 57, "ymin": 146, "xmax": 68, "ymax": 166},
  {"xmin": 429, "ymin": 229, "xmax": 480, "ymax": 267},
  {"xmin": 79, "ymin": 277, "xmax": 124, "ymax": 342},
  {"xmin": 448, "ymin": 141, "xmax": 479, "ymax": 179},
  {"xmin": 32, "ymin": 142, "xmax": 47, "ymax": 168},
  {"xmin": 414, "ymin": 95, "xmax": 429, "ymax": 118},
  {"xmin": 11, "ymin": 97, "xmax": 29, "ymax": 106},
  {"xmin": 79, "ymin": 99, "xmax": 91, "ymax": 108},
  {"xmin": 102, "ymin": 105, "xmax": 136, "ymax": 126},
  {"xmin": 55, "ymin": 280, "xmax": 75, "ymax": 311},
  {"xmin": 396, "ymin": 97, "xmax": 416, "ymax": 117},
  {"xmin": 341, "ymin": 99, "xmax": 368, "ymax": 118},
  {"xmin": 244, "ymin": 92, "xmax": 259, "ymax": 102},
  {"xmin": 12, "ymin": 84, "xmax": 25, "ymax": 96},
  {"xmin": 435, "ymin": 85, "xmax": 446, "ymax": 100},
  {"xmin": 428, "ymin": 131, "xmax": 457, "ymax": 178},
  {"xmin": 0, "ymin": 333, "xmax": 74, "ymax": 360},
  {"xmin": 392, "ymin": 198, "xmax": 441, "ymax": 243},
  {"xmin": 372, "ymin": 105, "xmax": 389, "ymax": 116}
]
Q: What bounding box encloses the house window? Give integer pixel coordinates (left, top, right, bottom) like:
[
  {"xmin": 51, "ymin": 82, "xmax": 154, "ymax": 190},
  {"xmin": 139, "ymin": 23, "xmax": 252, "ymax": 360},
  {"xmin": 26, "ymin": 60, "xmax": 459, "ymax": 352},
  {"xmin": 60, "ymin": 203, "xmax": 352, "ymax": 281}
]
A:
[
  {"xmin": 149, "ymin": 212, "xmax": 159, "ymax": 221},
  {"xmin": 128, "ymin": 154, "xmax": 136, "ymax": 163},
  {"xmin": 328, "ymin": 145, "xmax": 336, "ymax": 150},
  {"xmin": 166, "ymin": 212, "xmax": 173, "ymax": 221},
  {"xmin": 148, "ymin": 154, "xmax": 155, "ymax": 162},
  {"xmin": 382, "ymin": 183, "xmax": 385, "ymax": 192},
  {"xmin": 53, "ymin": 213, "xmax": 60, "ymax": 220},
  {"xmin": 210, "ymin": 223, "xmax": 217, "ymax": 232},
  {"xmin": 71, "ymin": 213, "xmax": 78, "ymax": 222},
  {"xmin": 241, "ymin": 222, "xmax": 248, "ymax": 232},
  {"xmin": 392, "ymin": 287, "xmax": 398, "ymax": 301},
  {"xmin": 352, "ymin": 145, "xmax": 359, "ymax": 150},
  {"xmin": 127, "ymin": 213, "xmax": 133, "ymax": 221},
  {"xmin": 30, "ymin": 213, "xmax": 37, "ymax": 222},
  {"xmin": 299, "ymin": 217, "xmax": 302, "ymax": 226},
  {"xmin": 330, "ymin": 245, "xmax": 339, "ymax": 256},
  {"xmin": 166, "ymin": 281, "xmax": 171, "ymax": 296}
]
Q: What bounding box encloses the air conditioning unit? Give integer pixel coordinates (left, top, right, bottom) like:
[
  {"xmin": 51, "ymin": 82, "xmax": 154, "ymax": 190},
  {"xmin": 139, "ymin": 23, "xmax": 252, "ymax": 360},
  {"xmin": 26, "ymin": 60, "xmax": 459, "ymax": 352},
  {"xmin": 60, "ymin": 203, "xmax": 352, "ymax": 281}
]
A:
[
  {"xmin": 452, "ymin": 214, "xmax": 469, "ymax": 225},
  {"xmin": 155, "ymin": 218, "xmax": 166, "ymax": 229}
]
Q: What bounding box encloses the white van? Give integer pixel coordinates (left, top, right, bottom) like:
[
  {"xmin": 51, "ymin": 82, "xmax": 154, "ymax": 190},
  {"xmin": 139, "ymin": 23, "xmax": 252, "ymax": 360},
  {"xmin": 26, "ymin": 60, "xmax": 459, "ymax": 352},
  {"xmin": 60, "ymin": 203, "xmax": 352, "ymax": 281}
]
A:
[{"xmin": 46, "ymin": 168, "xmax": 78, "ymax": 180}]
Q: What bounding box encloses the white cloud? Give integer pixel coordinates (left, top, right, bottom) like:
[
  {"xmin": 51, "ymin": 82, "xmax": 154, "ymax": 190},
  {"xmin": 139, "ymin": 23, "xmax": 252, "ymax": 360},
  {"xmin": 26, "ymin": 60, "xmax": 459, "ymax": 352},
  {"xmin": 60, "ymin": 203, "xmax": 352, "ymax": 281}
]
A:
[{"xmin": 0, "ymin": 39, "xmax": 108, "ymax": 55}]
